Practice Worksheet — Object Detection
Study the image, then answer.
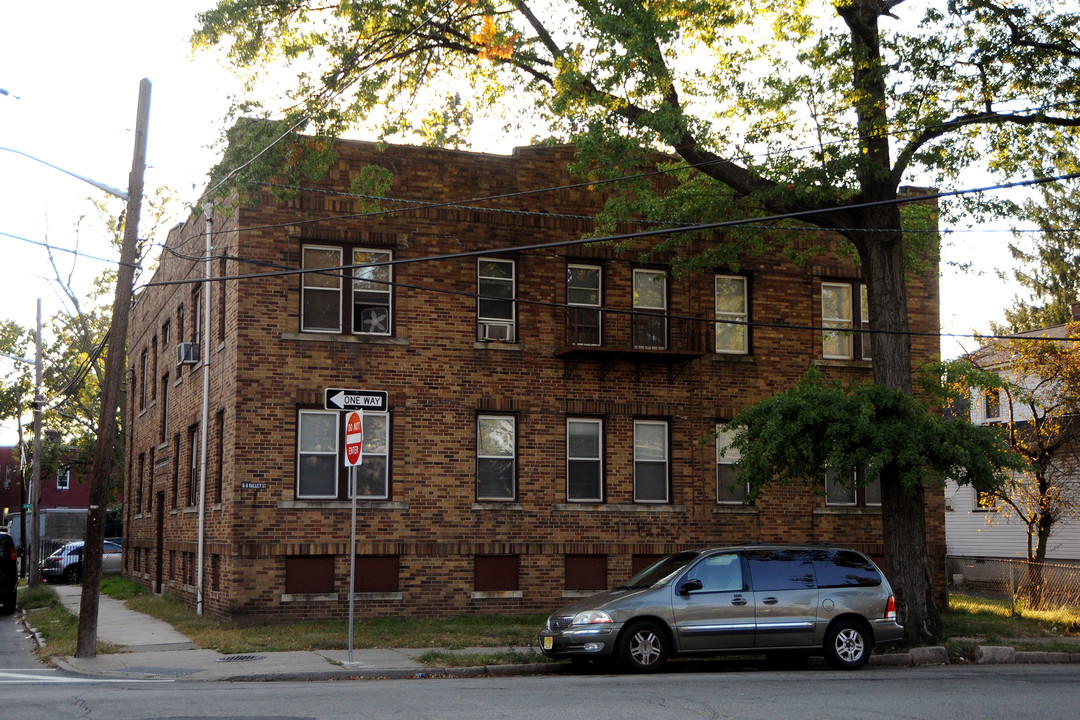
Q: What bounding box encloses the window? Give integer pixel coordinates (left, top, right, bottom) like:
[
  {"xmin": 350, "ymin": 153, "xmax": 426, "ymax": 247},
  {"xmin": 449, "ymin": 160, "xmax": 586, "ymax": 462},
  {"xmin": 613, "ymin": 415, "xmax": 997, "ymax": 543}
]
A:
[
  {"xmin": 566, "ymin": 419, "xmax": 602, "ymax": 502},
  {"xmin": 744, "ymin": 548, "xmax": 816, "ymax": 591},
  {"xmin": 825, "ymin": 468, "xmax": 881, "ymax": 507},
  {"xmin": 217, "ymin": 257, "xmax": 227, "ymax": 343},
  {"xmin": 687, "ymin": 553, "xmax": 743, "ymax": 592},
  {"xmin": 177, "ymin": 304, "xmax": 185, "ymax": 344},
  {"xmin": 151, "ymin": 336, "xmax": 158, "ymax": 400},
  {"xmin": 160, "ymin": 373, "xmax": 170, "ymax": 443},
  {"xmin": 634, "ymin": 420, "xmax": 669, "ymax": 503},
  {"xmin": 567, "ymin": 264, "xmax": 602, "ymax": 346},
  {"xmin": 214, "ymin": 410, "xmax": 225, "ymax": 504},
  {"xmin": 301, "ymin": 245, "xmax": 343, "ymax": 332},
  {"xmin": 296, "ymin": 410, "xmax": 339, "ymax": 499},
  {"xmin": 474, "ymin": 555, "xmax": 519, "ymax": 592},
  {"xmin": 716, "ymin": 426, "xmax": 748, "ymax": 504},
  {"xmin": 162, "ymin": 320, "xmax": 170, "ymax": 347},
  {"xmin": 477, "ymin": 259, "xmax": 515, "ymax": 342},
  {"xmin": 632, "ymin": 269, "xmax": 667, "ymax": 349},
  {"xmin": 172, "ymin": 434, "xmax": 180, "ymax": 508},
  {"xmin": 188, "ymin": 424, "xmax": 199, "ymax": 506},
  {"xmin": 984, "ymin": 388, "xmax": 1001, "ymax": 421},
  {"xmin": 353, "ymin": 249, "xmax": 392, "ymax": 335},
  {"xmin": 714, "ymin": 275, "xmax": 748, "ymax": 354},
  {"xmin": 565, "ymin": 555, "xmax": 607, "ymax": 592},
  {"xmin": 295, "ymin": 409, "xmax": 391, "ymax": 500},
  {"xmin": 477, "ymin": 415, "xmax": 515, "ymax": 500},
  {"xmin": 56, "ymin": 468, "xmax": 70, "ymax": 491},
  {"xmin": 192, "ymin": 284, "xmax": 202, "ymax": 341},
  {"xmin": 139, "ymin": 347, "xmax": 148, "ymax": 411},
  {"xmin": 975, "ymin": 489, "xmax": 997, "ymax": 511},
  {"xmin": 350, "ymin": 411, "xmax": 389, "ymax": 499},
  {"xmin": 822, "ymin": 282, "xmax": 870, "ymax": 360}
]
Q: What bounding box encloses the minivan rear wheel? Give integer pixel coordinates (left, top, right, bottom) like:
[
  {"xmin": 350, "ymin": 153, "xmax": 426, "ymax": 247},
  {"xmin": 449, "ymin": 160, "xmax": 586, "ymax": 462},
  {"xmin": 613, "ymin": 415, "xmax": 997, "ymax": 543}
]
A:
[
  {"xmin": 824, "ymin": 619, "xmax": 870, "ymax": 670},
  {"xmin": 618, "ymin": 621, "xmax": 669, "ymax": 673}
]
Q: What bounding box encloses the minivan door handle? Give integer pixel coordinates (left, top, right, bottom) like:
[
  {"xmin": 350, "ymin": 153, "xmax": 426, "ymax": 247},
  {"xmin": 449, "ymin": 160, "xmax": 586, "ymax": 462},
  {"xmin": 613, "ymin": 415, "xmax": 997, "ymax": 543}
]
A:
[
  {"xmin": 763, "ymin": 596, "xmax": 779, "ymax": 605},
  {"xmin": 731, "ymin": 595, "xmax": 748, "ymax": 606}
]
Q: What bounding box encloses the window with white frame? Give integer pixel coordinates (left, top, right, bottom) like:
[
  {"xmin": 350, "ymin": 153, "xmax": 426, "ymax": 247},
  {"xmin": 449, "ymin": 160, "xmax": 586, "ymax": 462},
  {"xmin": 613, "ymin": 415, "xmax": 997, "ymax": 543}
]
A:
[
  {"xmin": 714, "ymin": 275, "xmax": 748, "ymax": 354},
  {"xmin": 633, "ymin": 269, "xmax": 668, "ymax": 349},
  {"xmin": 56, "ymin": 468, "xmax": 70, "ymax": 491},
  {"xmin": 296, "ymin": 409, "xmax": 392, "ymax": 500},
  {"xmin": 477, "ymin": 415, "xmax": 515, "ymax": 500},
  {"xmin": 301, "ymin": 246, "xmax": 343, "ymax": 332},
  {"xmin": 353, "ymin": 249, "xmax": 392, "ymax": 335},
  {"xmin": 567, "ymin": 419, "xmax": 603, "ymax": 502},
  {"xmin": 984, "ymin": 388, "xmax": 1001, "ymax": 421},
  {"xmin": 477, "ymin": 259, "xmax": 516, "ymax": 342},
  {"xmin": 825, "ymin": 468, "xmax": 881, "ymax": 507},
  {"xmin": 297, "ymin": 410, "xmax": 339, "ymax": 498},
  {"xmin": 715, "ymin": 426, "xmax": 748, "ymax": 504},
  {"xmin": 821, "ymin": 282, "xmax": 870, "ymax": 360},
  {"xmin": 351, "ymin": 411, "xmax": 390, "ymax": 499},
  {"xmin": 567, "ymin": 264, "xmax": 602, "ymax": 346},
  {"xmin": 634, "ymin": 420, "xmax": 669, "ymax": 503}
]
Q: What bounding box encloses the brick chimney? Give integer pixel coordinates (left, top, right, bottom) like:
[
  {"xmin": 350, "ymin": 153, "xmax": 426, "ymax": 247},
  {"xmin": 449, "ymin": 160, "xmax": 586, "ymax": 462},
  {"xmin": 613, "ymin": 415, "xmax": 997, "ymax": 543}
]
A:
[{"xmin": 1073, "ymin": 301, "xmax": 1080, "ymax": 322}]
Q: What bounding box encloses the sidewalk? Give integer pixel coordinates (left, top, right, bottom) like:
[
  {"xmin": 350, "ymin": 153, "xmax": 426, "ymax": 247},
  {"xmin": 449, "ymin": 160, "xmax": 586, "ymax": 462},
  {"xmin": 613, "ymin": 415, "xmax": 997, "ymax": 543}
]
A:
[
  {"xmin": 22, "ymin": 585, "xmax": 1080, "ymax": 681},
  {"xmin": 30, "ymin": 585, "xmax": 560, "ymax": 681}
]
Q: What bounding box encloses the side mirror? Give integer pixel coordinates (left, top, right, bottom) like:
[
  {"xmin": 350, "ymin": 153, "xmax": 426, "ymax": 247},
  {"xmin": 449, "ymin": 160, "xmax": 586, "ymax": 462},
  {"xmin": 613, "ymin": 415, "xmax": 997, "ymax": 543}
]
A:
[{"xmin": 679, "ymin": 578, "xmax": 703, "ymax": 595}]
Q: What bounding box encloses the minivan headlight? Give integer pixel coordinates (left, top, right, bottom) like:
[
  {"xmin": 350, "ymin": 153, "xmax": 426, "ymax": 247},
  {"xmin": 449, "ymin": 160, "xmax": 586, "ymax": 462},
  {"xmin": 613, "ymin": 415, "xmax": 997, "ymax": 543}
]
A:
[{"xmin": 571, "ymin": 610, "xmax": 612, "ymax": 625}]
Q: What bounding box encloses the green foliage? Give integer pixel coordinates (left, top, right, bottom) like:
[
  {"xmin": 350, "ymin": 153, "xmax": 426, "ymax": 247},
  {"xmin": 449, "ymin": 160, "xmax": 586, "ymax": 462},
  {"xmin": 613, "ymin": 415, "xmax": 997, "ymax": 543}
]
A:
[
  {"xmin": 724, "ymin": 369, "xmax": 1024, "ymax": 499},
  {"xmin": 996, "ymin": 174, "xmax": 1080, "ymax": 334}
]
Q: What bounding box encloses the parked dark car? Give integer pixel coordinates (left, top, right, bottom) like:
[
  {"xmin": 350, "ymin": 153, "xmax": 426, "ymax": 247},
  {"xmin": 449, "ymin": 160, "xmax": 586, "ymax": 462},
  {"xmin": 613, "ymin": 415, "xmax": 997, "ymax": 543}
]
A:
[
  {"xmin": 40, "ymin": 540, "xmax": 122, "ymax": 584},
  {"xmin": 538, "ymin": 544, "xmax": 904, "ymax": 672},
  {"xmin": 0, "ymin": 531, "xmax": 17, "ymax": 614}
]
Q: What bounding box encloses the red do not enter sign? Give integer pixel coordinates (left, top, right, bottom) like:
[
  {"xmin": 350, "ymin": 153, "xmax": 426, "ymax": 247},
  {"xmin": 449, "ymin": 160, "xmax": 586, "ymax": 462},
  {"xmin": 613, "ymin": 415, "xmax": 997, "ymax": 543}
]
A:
[{"xmin": 345, "ymin": 410, "xmax": 363, "ymax": 466}]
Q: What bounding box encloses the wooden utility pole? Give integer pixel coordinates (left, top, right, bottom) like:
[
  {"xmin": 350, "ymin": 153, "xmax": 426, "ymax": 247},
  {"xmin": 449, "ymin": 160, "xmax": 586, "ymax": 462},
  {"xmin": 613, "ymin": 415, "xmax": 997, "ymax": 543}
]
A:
[{"xmin": 75, "ymin": 79, "xmax": 150, "ymax": 658}]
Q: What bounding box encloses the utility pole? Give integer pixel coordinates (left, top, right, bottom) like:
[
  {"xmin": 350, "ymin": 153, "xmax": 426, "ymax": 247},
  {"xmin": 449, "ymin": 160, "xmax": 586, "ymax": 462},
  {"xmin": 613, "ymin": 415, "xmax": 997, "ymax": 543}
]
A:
[
  {"xmin": 28, "ymin": 300, "xmax": 43, "ymax": 588},
  {"xmin": 75, "ymin": 79, "xmax": 150, "ymax": 658}
]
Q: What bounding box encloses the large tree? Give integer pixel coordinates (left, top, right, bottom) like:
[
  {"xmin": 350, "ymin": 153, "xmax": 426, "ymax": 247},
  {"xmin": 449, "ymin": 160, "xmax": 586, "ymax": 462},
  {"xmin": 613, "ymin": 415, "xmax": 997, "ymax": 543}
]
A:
[
  {"xmin": 192, "ymin": 0, "xmax": 1080, "ymax": 643},
  {"xmin": 997, "ymin": 173, "xmax": 1080, "ymax": 333}
]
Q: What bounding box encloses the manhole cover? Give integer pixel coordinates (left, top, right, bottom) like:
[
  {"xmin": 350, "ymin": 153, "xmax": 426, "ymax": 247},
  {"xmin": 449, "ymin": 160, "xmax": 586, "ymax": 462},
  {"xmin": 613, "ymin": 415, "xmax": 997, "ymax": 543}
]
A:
[{"xmin": 215, "ymin": 654, "xmax": 264, "ymax": 663}]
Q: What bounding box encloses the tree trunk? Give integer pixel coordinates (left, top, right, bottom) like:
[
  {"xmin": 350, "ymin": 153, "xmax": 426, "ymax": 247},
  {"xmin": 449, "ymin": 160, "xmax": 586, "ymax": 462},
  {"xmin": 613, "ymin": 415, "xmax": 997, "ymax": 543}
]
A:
[{"xmin": 858, "ymin": 224, "xmax": 943, "ymax": 645}]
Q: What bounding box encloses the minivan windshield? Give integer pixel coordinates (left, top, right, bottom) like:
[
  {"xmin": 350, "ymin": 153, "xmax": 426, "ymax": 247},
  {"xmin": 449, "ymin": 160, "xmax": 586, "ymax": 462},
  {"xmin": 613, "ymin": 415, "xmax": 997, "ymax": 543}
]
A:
[{"xmin": 615, "ymin": 551, "xmax": 699, "ymax": 590}]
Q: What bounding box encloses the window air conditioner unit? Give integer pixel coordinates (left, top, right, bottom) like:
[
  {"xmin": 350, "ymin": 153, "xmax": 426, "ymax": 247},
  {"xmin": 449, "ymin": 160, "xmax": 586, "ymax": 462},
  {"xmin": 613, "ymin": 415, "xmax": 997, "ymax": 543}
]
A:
[
  {"xmin": 176, "ymin": 342, "xmax": 200, "ymax": 366},
  {"xmin": 480, "ymin": 322, "xmax": 512, "ymax": 342}
]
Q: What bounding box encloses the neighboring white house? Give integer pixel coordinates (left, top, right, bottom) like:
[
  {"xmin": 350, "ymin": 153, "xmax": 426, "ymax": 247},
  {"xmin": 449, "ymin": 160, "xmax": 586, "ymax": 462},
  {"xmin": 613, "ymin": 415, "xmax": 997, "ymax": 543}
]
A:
[{"xmin": 945, "ymin": 302, "xmax": 1080, "ymax": 567}]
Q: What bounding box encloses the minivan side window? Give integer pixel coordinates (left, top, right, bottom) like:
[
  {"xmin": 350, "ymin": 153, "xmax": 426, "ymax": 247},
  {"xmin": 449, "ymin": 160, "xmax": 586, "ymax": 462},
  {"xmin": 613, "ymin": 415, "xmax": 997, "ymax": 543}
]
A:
[
  {"xmin": 813, "ymin": 550, "xmax": 882, "ymax": 588},
  {"xmin": 688, "ymin": 553, "xmax": 744, "ymax": 592},
  {"xmin": 744, "ymin": 549, "xmax": 815, "ymax": 591}
]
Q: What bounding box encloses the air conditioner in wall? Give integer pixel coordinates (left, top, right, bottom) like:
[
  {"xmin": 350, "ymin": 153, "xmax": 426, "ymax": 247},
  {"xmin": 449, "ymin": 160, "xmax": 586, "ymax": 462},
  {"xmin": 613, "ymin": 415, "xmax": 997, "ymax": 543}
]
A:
[
  {"xmin": 480, "ymin": 322, "xmax": 513, "ymax": 342},
  {"xmin": 176, "ymin": 342, "xmax": 200, "ymax": 366}
]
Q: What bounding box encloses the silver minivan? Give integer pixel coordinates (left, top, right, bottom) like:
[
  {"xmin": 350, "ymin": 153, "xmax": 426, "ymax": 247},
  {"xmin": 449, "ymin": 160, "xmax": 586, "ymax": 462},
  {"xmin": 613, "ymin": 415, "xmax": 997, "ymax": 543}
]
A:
[{"xmin": 538, "ymin": 545, "xmax": 904, "ymax": 672}]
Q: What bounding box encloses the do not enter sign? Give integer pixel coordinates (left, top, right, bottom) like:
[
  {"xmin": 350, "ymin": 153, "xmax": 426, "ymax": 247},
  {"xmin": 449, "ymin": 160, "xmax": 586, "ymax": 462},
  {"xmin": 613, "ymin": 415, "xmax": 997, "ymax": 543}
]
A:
[{"xmin": 344, "ymin": 410, "xmax": 363, "ymax": 466}]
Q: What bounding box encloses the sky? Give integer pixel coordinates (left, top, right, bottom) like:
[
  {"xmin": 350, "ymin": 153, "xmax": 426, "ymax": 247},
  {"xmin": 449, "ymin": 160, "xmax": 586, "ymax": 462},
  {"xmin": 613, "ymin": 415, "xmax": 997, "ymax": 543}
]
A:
[{"xmin": 0, "ymin": 2, "xmax": 1026, "ymax": 445}]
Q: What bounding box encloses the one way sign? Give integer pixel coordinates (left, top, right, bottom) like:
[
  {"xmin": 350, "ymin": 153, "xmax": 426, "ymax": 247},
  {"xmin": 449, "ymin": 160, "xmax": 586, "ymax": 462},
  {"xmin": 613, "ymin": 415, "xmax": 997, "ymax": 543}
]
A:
[{"xmin": 324, "ymin": 388, "xmax": 388, "ymax": 412}]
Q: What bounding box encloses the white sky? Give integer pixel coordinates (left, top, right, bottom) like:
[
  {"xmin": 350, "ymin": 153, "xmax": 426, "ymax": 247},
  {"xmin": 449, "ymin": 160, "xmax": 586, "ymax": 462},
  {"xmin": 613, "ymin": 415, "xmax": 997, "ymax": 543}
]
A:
[{"xmin": 0, "ymin": 2, "xmax": 1023, "ymax": 444}]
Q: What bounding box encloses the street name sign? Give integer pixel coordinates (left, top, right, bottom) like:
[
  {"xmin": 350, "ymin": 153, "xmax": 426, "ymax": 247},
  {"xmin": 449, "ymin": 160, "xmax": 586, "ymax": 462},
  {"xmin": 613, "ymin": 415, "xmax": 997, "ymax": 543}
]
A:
[{"xmin": 324, "ymin": 388, "xmax": 387, "ymax": 412}]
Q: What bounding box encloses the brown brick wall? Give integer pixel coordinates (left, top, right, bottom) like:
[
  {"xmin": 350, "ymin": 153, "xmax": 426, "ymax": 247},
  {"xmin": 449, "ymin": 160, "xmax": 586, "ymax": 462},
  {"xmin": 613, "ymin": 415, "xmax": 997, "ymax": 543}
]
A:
[{"xmin": 124, "ymin": 139, "xmax": 944, "ymax": 622}]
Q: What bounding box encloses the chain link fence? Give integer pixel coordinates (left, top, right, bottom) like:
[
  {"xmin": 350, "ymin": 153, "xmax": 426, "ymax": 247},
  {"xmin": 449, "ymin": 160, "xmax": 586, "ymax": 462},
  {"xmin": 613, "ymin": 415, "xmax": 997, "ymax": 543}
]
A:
[{"xmin": 948, "ymin": 555, "xmax": 1080, "ymax": 613}]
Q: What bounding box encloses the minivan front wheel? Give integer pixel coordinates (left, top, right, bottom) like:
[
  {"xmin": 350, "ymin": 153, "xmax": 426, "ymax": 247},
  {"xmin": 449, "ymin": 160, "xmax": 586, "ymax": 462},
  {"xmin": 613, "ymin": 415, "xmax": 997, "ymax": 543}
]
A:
[
  {"xmin": 618, "ymin": 621, "xmax": 669, "ymax": 673},
  {"xmin": 824, "ymin": 620, "xmax": 870, "ymax": 670}
]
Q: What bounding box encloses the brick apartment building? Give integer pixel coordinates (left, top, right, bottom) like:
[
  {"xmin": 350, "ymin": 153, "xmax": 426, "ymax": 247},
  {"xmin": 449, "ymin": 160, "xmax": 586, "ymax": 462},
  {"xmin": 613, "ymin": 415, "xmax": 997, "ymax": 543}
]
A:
[{"xmin": 124, "ymin": 138, "xmax": 943, "ymax": 623}]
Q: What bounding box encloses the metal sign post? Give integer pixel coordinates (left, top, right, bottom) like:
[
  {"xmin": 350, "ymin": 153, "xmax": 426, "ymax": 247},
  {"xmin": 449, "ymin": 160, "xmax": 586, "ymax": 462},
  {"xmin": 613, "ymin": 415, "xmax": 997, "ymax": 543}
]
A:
[{"xmin": 344, "ymin": 410, "xmax": 363, "ymax": 664}]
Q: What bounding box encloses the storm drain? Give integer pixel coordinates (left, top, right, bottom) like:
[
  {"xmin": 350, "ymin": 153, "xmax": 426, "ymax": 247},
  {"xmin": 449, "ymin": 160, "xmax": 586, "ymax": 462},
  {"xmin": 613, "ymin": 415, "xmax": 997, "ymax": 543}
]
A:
[
  {"xmin": 215, "ymin": 654, "xmax": 264, "ymax": 663},
  {"xmin": 115, "ymin": 666, "xmax": 203, "ymax": 677}
]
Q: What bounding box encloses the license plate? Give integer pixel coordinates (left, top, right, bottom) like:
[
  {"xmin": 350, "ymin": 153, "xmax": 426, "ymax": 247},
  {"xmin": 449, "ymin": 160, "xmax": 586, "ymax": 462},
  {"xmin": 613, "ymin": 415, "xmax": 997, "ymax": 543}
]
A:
[{"xmin": 542, "ymin": 636, "xmax": 553, "ymax": 651}]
